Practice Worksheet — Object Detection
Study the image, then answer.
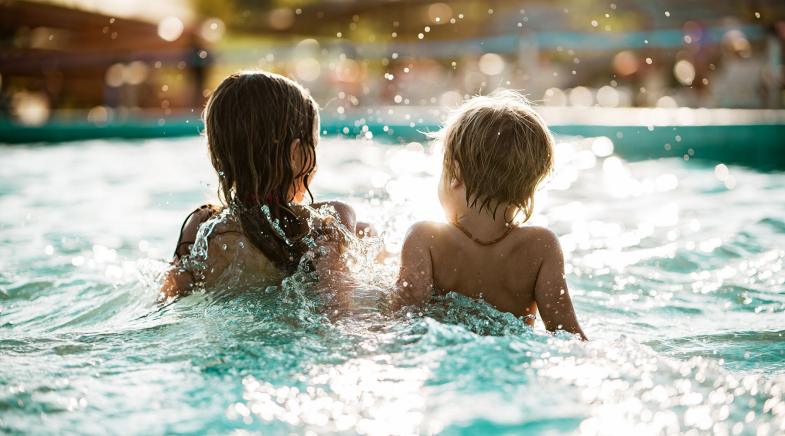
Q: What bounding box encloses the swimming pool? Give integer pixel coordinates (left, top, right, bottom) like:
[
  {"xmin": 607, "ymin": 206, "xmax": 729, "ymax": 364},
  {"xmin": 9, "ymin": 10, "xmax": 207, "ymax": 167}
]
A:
[{"xmin": 1, "ymin": 136, "xmax": 783, "ymax": 434}]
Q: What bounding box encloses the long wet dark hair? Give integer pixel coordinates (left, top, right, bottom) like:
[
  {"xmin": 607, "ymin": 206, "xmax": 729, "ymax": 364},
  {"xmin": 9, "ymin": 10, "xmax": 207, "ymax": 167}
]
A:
[{"xmin": 203, "ymin": 71, "xmax": 318, "ymax": 272}]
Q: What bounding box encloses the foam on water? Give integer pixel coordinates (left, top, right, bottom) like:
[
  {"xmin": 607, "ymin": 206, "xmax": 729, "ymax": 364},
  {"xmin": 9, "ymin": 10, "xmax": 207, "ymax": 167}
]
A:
[{"xmin": 0, "ymin": 136, "xmax": 784, "ymax": 434}]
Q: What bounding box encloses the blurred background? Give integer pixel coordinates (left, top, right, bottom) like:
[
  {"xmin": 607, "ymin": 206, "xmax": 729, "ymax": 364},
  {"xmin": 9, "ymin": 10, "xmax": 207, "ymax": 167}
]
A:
[{"xmin": 1, "ymin": 0, "xmax": 784, "ymax": 166}]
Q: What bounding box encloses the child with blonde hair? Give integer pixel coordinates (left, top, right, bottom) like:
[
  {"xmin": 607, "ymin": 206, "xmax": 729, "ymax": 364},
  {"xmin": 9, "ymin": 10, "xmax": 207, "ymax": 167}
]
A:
[{"xmin": 395, "ymin": 91, "xmax": 586, "ymax": 339}]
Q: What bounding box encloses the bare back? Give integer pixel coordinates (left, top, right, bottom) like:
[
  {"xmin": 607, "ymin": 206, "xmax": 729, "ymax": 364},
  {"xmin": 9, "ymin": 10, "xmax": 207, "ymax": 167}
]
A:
[
  {"xmin": 161, "ymin": 201, "xmax": 357, "ymax": 299},
  {"xmin": 396, "ymin": 221, "xmax": 586, "ymax": 339},
  {"xmin": 429, "ymin": 224, "xmax": 545, "ymax": 319},
  {"xmin": 160, "ymin": 206, "xmax": 285, "ymax": 298}
]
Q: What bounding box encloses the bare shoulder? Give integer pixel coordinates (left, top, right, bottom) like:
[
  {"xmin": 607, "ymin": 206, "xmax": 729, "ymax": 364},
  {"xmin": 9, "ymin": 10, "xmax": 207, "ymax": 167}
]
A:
[
  {"xmin": 174, "ymin": 204, "xmax": 221, "ymax": 258},
  {"xmin": 517, "ymin": 225, "xmax": 560, "ymax": 243},
  {"xmin": 162, "ymin": 204, "xmax": 220, "ymax": 298},
  {"xmin": 405, "ymin": 220, "xmax": 445, "ymax": 240},
  {"xmin": 312, "ymin": 200, "xmax": 357, "ymax": 231},
  {"xmin": 181, "ymin": 206, "xmax": 215, "ymax": 238},
  {"xmin": 513, "ymin": 226, "xmax": 563, "ymax": 257}
]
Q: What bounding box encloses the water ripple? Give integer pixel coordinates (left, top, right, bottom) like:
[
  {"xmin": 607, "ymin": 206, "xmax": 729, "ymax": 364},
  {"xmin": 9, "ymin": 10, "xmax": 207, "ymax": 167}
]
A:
[{"xmin": 1, "ymin": 137, "xmax": 784, "ymax": 434}]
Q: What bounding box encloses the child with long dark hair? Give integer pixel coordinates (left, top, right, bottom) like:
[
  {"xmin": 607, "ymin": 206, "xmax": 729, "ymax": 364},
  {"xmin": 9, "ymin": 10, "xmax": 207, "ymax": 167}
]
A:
[{"xmin": 161, "ymin": 71, "xmax": 360, "ymax": 297}]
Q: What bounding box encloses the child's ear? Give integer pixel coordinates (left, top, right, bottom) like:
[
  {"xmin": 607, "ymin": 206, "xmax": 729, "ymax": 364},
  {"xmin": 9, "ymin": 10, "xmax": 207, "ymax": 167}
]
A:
[{"xmin": 450, "ymin": 162, "xmax": 463, "ymax": 188}]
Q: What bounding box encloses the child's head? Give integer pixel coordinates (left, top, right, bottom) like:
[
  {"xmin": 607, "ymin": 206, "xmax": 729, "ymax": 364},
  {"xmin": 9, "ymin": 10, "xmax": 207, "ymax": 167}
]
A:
[
  {"xmin": 204, "ymin": 70, "xmax": 319, "ymax": 207},
  {"xmin": 436, "ymin": 90, "xmax": 554, "ymax": 222},
  {"xmin": 202, "ymin": 71, "xmax": 320, "ymax": 271}
]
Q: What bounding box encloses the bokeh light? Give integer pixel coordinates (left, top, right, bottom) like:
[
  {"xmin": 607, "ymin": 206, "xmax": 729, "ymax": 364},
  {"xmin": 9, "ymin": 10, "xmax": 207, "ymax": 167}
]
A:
[
  {"xmin": 157, "ymin": 16, "xmax": 184, "ymax": 42},
  {"xmin": 427, "ymin": 3, "xmax": 453, "ymax": 24},
  {"xmin": 569, "ymin": 86, "xmax": 593, "ymax": 107},
  {"xmin": 656, "ymin": 96, "xmax": 679, "ymax": 108},
  {"xmin": 478, "ymin": 53, "xmax": 505, "ymax": 76},
  {"xmin": 105, "ymin": 63, "xmax": 125, "ymax": 88},
  {"xmin": 591, "ymin": 137, "xmax": 615, "ymax": 157},
  {"xmin": 269, "ymin": 8, "xmax": 294, "ymax": 30},
  {"xmin": 596, "ymin": 86, "xmax": 620, "ymax": 107},
  {"xmin": 199, "ymin": 18, "xmax": 225, "ymax": 43},
  {"xmin": 613, "ymin": 51, "xmax": 639, "ymax": 76},
  {"xmin": 295, "ymin": 58, "xmax": 321, "ymax": 82},
  {"xmin": 439, "ymin": 90, "xmax": 463, "ymax": 107},
  {"xmin": 87, "ymin": 105, "xmax": 111, "ymax": 125},
  {"xmin": 543, "ymin": 88, "xmax": 568, "ymax": 106},
  {"xmin": 11, "ymin": 91, "xmax": 50, "ymax": 126},
  {"xmin": 673, "ymin": 60, "xmax": 696, "ymax": 86},
  {"xmin": 125, "ymin": 61, "xmax": 149, "ymax": 86}
]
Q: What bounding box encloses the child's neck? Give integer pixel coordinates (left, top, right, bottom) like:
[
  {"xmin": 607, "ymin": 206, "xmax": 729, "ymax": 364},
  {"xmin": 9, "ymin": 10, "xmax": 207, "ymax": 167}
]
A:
[{"xmin": 453, "ymin": 204, "xmax": 515, "ymax": 240}]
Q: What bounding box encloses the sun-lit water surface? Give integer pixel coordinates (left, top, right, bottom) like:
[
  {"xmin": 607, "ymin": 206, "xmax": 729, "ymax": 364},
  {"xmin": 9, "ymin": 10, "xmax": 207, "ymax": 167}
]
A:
[{"xmin": 1, "ymin": 136, "xmax": 784, "ymax": 435}]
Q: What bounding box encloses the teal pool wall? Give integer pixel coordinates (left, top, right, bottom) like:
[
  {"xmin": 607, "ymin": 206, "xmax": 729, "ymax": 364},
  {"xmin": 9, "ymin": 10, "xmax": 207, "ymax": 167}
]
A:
[
  {"xmin": 324, "ymin": 122, "xmax": 785, "ymax": 170},
  {"xmin": 1, "ymin": 117, "xmax": 784, "ymax": 170},
  {"xmin": 552, "ymin": 124, "xmax": 785, "ymax": 169}
]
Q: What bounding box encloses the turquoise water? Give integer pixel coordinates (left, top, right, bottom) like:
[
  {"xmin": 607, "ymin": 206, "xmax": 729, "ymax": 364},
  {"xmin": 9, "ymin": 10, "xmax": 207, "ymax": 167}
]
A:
[{"xmin": 1, "ymin": 136, "xmax": 784, "ymax": 435}]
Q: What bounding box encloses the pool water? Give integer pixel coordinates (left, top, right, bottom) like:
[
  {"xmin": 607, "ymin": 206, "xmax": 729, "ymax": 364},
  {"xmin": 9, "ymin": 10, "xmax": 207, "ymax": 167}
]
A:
[{"xmin": 1, "ymin": 136, "xmax": 784, "ymax": 435}]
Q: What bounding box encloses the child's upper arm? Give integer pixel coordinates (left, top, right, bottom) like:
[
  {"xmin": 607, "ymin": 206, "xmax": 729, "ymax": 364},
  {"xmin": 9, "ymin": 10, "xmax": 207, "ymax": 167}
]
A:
[
  {"xmin": 313, "ymin": 200, "xmax": 357, "ymax": 234},
  {"xmin": 394, "ymin": 222, "xmax": 435, "ymax": 308},
  {"xmin": 160, "ymin": 206, "xmax": 215, "ymax": 299},
  {"xmin": 532, "ymin": 228, "xmax": 587, "ymax": 340}
]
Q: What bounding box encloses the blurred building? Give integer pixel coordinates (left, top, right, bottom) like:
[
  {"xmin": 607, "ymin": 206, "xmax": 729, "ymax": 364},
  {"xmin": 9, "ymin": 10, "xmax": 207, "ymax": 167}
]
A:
[
  {"xmin": 219, "ymin": 0, "xmax": 783, "ymax": 111},
  {"xmin": 0, "ymin": 0, "xmax": 209, "ymax": 126},
  {"xmin": 0, "ymin": 0, "xmax": 784, "ymax": 129}
]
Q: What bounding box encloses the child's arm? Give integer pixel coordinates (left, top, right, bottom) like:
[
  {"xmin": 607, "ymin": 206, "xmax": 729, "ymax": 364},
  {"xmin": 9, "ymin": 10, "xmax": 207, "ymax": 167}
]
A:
[
  {"xmin": 393, "ymin": 222, "xmax": 435, "ymax": 309},
  {"xmin": 533, "ymin": 229, "xmax": 587, "ymax": 340},
  {"xmin": 160, "ymin": 206, "xmax": 215, "ymax": 299},
  {"xmin": 310, "ymin": 201, "xmax": 364, "ymax": 237},
  {"xmin": 310, "ymin": 201, "xmax": 357, "ymax": 287}
]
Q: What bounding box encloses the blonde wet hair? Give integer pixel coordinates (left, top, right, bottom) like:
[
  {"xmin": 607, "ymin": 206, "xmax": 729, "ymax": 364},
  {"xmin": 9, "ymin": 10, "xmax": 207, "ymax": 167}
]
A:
[{"xmin": 435, "ymin": 90, "xmax": 554, "ymax": 221}]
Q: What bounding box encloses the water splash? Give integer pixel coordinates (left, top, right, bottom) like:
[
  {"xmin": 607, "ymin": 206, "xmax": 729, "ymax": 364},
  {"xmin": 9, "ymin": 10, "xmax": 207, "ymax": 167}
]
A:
[{"xmin": 1, "ymin": 137, "xmax": 783, "ymax": 434}]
